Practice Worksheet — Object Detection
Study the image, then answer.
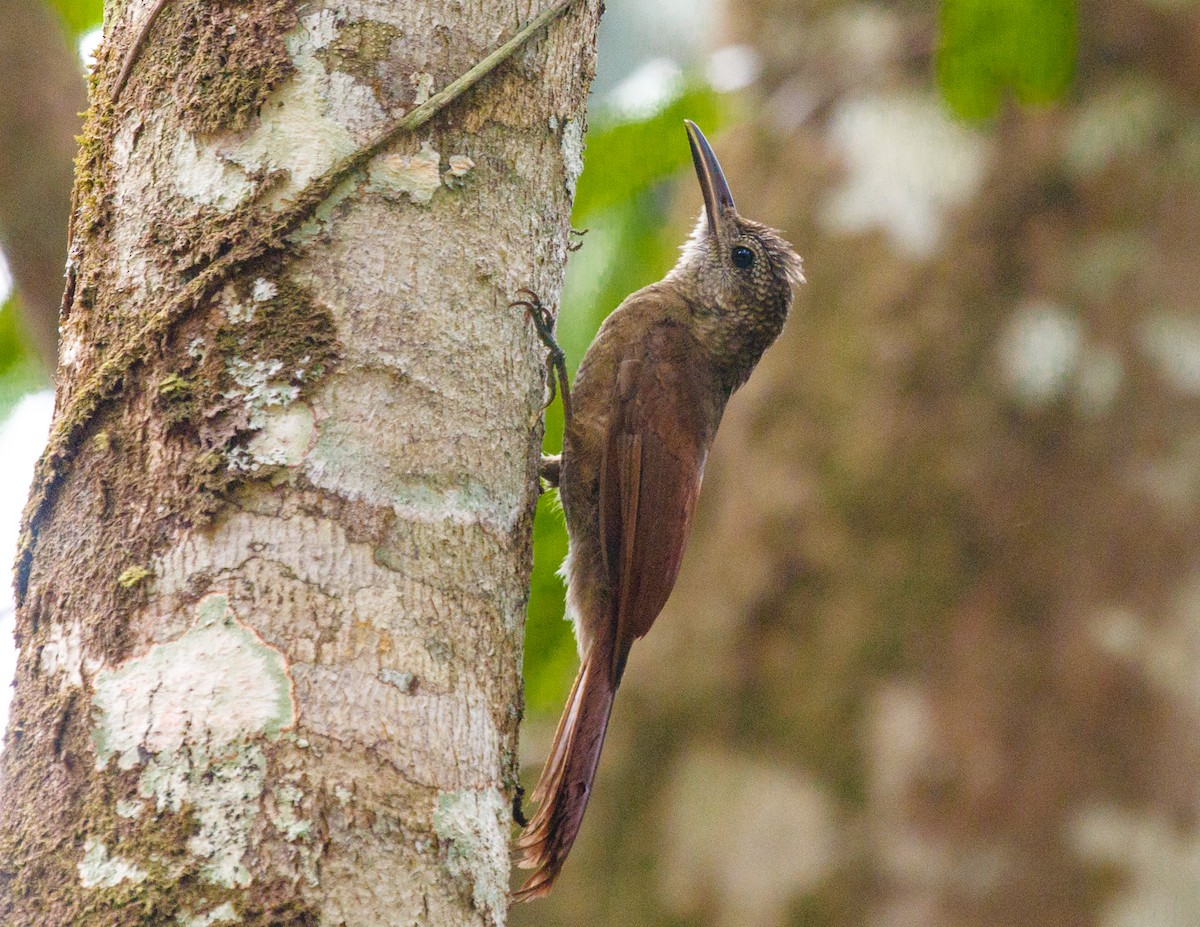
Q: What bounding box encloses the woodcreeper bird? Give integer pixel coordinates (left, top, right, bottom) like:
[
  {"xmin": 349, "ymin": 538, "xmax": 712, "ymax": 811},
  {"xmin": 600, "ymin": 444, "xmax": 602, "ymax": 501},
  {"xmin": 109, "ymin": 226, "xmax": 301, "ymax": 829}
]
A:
[{"xmin": 512, "ymin": 121, "xmax": 804, "ymax": 899}]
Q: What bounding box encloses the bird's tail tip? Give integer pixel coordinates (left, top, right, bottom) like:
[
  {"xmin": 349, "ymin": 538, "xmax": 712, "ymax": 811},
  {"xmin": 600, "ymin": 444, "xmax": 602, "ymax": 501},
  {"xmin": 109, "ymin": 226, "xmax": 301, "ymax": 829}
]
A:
[{"xmin": 510, "ymin": 652, "xmax": 616, "ymax": 901}]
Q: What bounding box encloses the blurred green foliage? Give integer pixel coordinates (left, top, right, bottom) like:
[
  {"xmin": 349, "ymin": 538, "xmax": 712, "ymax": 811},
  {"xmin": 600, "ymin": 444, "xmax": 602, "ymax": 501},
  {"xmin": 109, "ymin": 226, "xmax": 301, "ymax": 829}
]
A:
[
  {"xmin": 45, "ymin": 0, "xmax": 102, "ymax": 37},
  {"xmin": 571, "ymin": 87, "xmax": 723, "ymax": 217},
  {"xmin": 0, "ymin": 298, "xmax": 45, "ymax": 420},
  {"xmin": 938, "ymin": 0, "xmax": 1077, "ymax": 119}
]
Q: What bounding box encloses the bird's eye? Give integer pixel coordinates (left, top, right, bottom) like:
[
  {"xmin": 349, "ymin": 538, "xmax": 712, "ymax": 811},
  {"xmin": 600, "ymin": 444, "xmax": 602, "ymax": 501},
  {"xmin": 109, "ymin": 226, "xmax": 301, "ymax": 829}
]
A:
[{"xmin": 731, "ymin": 245, "xmax": 755, "ymax": 269}]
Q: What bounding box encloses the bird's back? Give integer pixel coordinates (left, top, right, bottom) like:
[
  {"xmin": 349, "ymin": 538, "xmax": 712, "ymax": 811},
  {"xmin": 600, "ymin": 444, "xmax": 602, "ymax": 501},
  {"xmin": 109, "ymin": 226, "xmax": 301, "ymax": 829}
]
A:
[{"xmin": 558, "ymin": 281, "xmax": 724, "ymax": 655}]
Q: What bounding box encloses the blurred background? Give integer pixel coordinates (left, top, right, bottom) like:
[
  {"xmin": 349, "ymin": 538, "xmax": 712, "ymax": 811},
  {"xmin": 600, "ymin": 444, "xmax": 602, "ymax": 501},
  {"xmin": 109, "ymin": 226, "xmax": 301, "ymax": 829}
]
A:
[{"xmin": 3, "ymin": 0, "xmax": 1200, "ymax": 924}]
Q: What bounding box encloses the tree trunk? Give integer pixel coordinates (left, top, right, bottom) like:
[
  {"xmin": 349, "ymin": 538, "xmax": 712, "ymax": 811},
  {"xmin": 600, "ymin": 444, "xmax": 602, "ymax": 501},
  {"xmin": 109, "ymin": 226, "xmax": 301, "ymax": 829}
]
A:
[{"xmin": 0, "ymin": 2, "xmax": 600, "ymax": 925}]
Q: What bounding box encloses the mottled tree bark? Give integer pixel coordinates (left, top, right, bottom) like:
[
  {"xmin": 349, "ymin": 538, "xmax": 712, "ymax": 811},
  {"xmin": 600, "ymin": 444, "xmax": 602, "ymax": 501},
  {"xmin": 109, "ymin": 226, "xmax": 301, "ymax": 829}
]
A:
[
  {"xmin": 516, "ymin": 3, "xmax": 1200, "ymax": 927},
  {"xmin": 0, "ymin": 0, "xmax": 85, "ymax": 369},
  {"xmin": 0, "ymin": 2, "xmax": 599, "ymax": 926}
]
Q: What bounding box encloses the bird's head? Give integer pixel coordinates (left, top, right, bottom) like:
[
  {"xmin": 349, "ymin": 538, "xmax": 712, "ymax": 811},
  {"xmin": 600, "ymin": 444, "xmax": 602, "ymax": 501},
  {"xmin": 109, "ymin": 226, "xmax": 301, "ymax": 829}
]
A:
[{"xmin": 675, "ymin": 120, "xmax": 804, "ymax": 323}]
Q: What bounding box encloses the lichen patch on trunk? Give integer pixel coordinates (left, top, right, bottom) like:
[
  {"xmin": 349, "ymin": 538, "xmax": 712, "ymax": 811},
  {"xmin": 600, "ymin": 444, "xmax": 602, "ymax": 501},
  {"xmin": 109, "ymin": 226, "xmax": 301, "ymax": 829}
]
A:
[
  {"xmin": 91, "ymin": 593, "xmax": 296, "ymax": 770},
  {"xmin": 163, "ymin": 8, "xmax": 401, "ymax": 215},
  {"xmin": 219, "ymin": 10, "xmax": 364, "ymax": 205},
  {"xmin": 171, "ymin": 125, "xmax": 255, "ymax": 210},
  {"xmin": 559, "ymin": 117, "xmax": 585, "ymax": 197},
  {"xmin": 180, "ymin": 745, "xmax": 268, "ymax": 887},
  {"xmin": 87, "ymin": 594, "xmax": 296, "ymax": 887},
  {"xmin": 77, "ymin": 838, "xmax": 149, "ymax": 889},
  {"xmin": 58, "ymin": 591, "xmax": 307, "ymax": 897},
  {"xmin": 246, "ymin": 402, "xmax": 317, "ymax": 468}
]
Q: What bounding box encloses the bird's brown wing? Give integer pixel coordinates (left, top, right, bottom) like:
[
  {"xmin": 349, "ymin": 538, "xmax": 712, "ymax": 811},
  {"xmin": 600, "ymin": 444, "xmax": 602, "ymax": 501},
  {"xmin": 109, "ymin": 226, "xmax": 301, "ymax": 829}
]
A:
[
  {"xmin": 600, "ymin": 323, "xmax": 715, "ymax": 684},
  {"xmin": 515, "ymin": 321, "xmax": 721, "ymax": 900}
]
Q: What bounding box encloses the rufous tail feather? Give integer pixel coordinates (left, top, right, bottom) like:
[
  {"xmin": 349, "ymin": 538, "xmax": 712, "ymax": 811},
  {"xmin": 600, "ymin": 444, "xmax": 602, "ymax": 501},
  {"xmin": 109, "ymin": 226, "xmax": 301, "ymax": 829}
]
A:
[{"xmin": 512, "ymin": 649, "xmax": 616, "ymax": 900}]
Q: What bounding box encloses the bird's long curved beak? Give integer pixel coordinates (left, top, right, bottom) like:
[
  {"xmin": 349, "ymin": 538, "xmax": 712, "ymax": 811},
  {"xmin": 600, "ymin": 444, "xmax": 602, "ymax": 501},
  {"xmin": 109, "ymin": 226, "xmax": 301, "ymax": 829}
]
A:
[{"xmin": 685, "ymin": 120, "xmax": 736, "ymax": 238}]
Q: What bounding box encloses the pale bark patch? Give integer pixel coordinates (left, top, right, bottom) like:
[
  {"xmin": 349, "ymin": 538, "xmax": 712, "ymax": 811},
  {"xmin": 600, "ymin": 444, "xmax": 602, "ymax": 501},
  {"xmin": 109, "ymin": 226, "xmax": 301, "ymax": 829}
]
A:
[
  {"xmin": 181, "ymin": 745, "xmax": 268, "ymax": 887},
  {"xmin": 178, "ymin": 901, "xmax": 240, "ymax": 927},
  {"xmin": 252, "ymin": 277, "xmax": 278, "ymax": 302},
  {"xmin": 85, "ymin": 594, "xmax": 297, "ymax": 888},
  {"xmin": 326, "ymin": 70, "xmax": 389, "ymax": 137},
  {"xmin": 58, "ymin": 327, "xmax": 84, "ymax": 370},
  {"xmin": 149, "ymin": 510, "xmax": 508, "ymax": 789},
  {"xmin": 115, "ymin": 799, "xmax": 145, "ymax": 819},
  {"xmin": 560, "ymin": 117, "xmax": 585, "ymax": 197},
  {"xmin": 168, "ymin": 8, "xmax": 390, "ymax": 214},
  {"xmin": 412, "ymin": 71, "xmax": 435, "ymax": 105},
  {"xmin": 369, "ymin": 141, "xmax": 443, "ymax": 205},
  {"xmin": 267, "ymin": 783, "xmax": 313, "ymax": 843},
  {"xmin": 223, "ymin": 356, "xmax": 303, "ymax": 428},
  {"xmin": 39, "ymin": 621, "xmax": 98, "ymax": 690},
  {"xmin": 222, "ymin": 11, "xmax": 358, "ymax": 204},
  {"xmin": 77, "ymin": 838, "xmax": 148, "ymax": 889},
  {"xmin": 446, "ymin": 155, "xmax": 476, "ymax": 179},
  {"xmin": 171, "ymin": 126, "xmax": 255, "ymax": 210},
  {"xmin": 91, "ymin": 593, "xmax": 296, "ymax": 770},
  {"xmin": 246, "ymin": 402, "xmax": 317, "ymax": 468},
  {"xmin": 433, "ymin": 788, "xmax": 511, "ymax": 927},
  {"xmin": 108, "ymin": 114, "xmax": 162, "ymax": 301}
]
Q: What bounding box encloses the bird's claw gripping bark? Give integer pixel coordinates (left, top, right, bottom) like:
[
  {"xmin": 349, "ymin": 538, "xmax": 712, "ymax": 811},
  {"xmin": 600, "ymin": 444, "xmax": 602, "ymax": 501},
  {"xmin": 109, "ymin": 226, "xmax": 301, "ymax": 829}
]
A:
[
  {"xmin": 512, "ymin": 289, "xmax": 572, "ymax": 422},
  {"xmin": 539, "ymin": 454, "xmax": 561, "ymax": 488},
  {"xmin": 512, "ymin": 783, "xmax": 529, "ymax": 828}
]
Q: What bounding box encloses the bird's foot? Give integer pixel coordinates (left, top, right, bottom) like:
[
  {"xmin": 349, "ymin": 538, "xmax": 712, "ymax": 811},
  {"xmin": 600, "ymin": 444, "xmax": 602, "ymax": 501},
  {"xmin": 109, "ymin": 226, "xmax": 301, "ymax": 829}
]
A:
[
  {"xmin": 512, "ymin": 783, "xmax": 529, "ymax": 828},
  {"xmin": 540, "ymin": 454, "xmax": 561, "ymax": 489},
  {"xmin": 511, "ymin": 289, "xmax": 572, "ymax": 420},
  {"xmin": 568, "ymin": 227, "xmax": 589, "ymax": 252}
]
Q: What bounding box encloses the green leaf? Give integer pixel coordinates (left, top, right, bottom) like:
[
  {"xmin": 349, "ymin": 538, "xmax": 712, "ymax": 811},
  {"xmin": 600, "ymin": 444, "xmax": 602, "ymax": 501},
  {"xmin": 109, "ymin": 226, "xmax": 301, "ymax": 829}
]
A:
[
  {"xmin": 573, "ymin": 83, "xmax": 726, "ymax": 220},
  {"xmin": 0, "ymin": 298, "xmax": 50, "ymax": 421},
  {"xmin": 44, "ymin": 0, "xmax": 104, "ymax": 37},
  {"xmin": 522, "ymin": 493, "xmax": 578, "ymax": 714},
  {"xmin": 937, "ymin": 0, "xmax": 1077, "ymax": 120}
]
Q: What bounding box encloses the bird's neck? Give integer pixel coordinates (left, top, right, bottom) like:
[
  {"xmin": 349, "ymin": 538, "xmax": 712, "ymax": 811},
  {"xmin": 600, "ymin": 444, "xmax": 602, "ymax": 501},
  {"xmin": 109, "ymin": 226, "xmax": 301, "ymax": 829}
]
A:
[{"xmin": 693, "ymin": 297, "xmax": 788, "ymax": 395}]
